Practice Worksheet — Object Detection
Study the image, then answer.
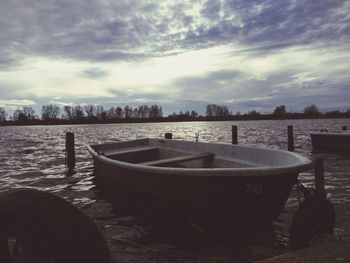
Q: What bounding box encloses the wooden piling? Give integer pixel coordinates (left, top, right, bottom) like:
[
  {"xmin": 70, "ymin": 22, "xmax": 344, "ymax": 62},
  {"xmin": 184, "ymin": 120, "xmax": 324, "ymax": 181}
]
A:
[
  {"xmin": 288, "ymin": 125, "xmax": 294, "ymax": 152},
  {"xmin": 232, "ymin": 125, "xmax": 238, "ymax": 144},
  {"xmin": 165, "ymin": 133, "xmax": 173, "ymax": 139},
  {"xmin": 314, "ymin": 158, "xmax": 326, "ymax": 197},
  {"xmin": 65, "ymin": 132, "xmax": 75, "ymax": 170},
  {"xmin": 195, "ymin": 132, "xmax": 199, "ymax": 142}
]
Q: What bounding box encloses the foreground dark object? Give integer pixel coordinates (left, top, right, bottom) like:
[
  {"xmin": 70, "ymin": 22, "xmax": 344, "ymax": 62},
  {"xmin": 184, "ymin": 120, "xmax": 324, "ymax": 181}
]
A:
[
  {"xmin": 0, "ymin": 189, "xmax": 110, "ymax": 263},
  {"xmin": 289, "ymin": 189, "xmax": 335, "ymax": 249}
]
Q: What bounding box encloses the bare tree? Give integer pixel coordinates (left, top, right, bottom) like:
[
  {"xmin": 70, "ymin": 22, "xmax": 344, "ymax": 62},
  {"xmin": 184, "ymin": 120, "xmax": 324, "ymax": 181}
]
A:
[
  {"xmin": 124, "ymin": 105, "xmax": 132, "ymax": 118},
  {"xmin": 206, "ymin": 104, "xmax": 229, "ymax": 117},
  {"xmin": 273, "ymin": 105, "xmax": 287, "ymax": 116},
  {"xmin": 83, "ymin": 104, "xmax": 96, "ymax": 119},
  {"xmin": 63, "ymin": 105, "xmax": 84, "ymax": 120},
  {"xmin": 73, "ymin": 105, "xmax": 84, "ymax": 120},
  {"xmin": 149, "ymin": 105, "xmax": 162, "ymax": 118},
  {"xmin": 190, "ymin": 110, "xmax": 198, "ymax": 118},
  {"xmin": 23, "ymin": 107, "xmax": 36, "ymax": 120},
  {"xmin": 206, "ymin": 104, "xmax": 214, "ymax": 117},
  {"xmin": 13, "ymin": 107, "xmax": 36, "ymax": 121},
  {"xmin": 95, "ymin": 105, "xmax": 105, "ymax": 119},
  {"xmin": 42, "ymin": 104, "xmax": 60, "ymax": 121},
  {"xmin": 303, "ymin": 104, "xmax": 320, "ymax": 117},
  {"xmin": 63, "ymin": 106, "xmax": 73, "ymax": 120},
  {"xmin": 0, "ymin": 107, "xmax": 7, "ymax": 122},
  {"xmin": 137, "ymin": 105, "xmax": 150, "ymax": 118},
  {"xmin": 107, "ymin": 107, "xmax": 116, "ymax": 119},
  {"xmin": 248, "ymin": 109, "xmax": 260, "ymax": 116},
  {"xmin": 115, "ymin": 107, "xmax": 123, "ymax": 118},
  {"xmin": 132, "ymin": 107, "xmax": 139, "ymax": 118}
]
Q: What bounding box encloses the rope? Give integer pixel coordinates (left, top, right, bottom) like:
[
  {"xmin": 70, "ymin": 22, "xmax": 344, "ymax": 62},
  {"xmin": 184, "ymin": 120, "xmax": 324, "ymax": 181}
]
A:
[
  {"xmin": 293, "ymin": 128, "xmax": 311, "ymax": 137},
  {"xmin": 294, "ymin": 137, "xmax": 311, "ymax": 149}
]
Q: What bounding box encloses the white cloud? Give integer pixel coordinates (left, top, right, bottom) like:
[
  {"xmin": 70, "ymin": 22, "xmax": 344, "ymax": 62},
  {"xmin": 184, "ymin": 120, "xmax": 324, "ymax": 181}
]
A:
[{"xmin": 0, "ymin": 100, "xmax": 36, "ymax": 106}]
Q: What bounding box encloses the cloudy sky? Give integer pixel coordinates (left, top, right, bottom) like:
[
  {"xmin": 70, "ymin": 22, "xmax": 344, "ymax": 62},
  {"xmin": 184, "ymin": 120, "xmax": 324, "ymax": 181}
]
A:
[{"xmin": 0, "ymin": 0, "xmax": 349, "ymax": 115}]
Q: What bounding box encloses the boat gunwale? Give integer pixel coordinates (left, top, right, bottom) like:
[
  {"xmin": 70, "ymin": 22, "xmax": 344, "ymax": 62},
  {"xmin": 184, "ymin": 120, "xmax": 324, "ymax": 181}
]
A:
[{"xmin": 86, "ymin": 138, "xmax": 312, "ymax": 177}]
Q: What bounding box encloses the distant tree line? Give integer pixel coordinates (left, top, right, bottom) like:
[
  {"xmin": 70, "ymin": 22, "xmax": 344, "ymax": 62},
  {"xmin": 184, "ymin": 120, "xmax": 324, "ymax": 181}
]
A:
[
  {"xmin": 0, "ymin": 103, "xmax": 349, "ymax": 125},
  {"xmin": 0, "ymin": 104, "xmax": 163, "ymax": 124},
  {"xmin": 206, "ymin": 104, "xmax": 230, "ymax": 117},
  {"xmin": 167, "ymin": 110, "xmax": 199, "ymax": 121}
]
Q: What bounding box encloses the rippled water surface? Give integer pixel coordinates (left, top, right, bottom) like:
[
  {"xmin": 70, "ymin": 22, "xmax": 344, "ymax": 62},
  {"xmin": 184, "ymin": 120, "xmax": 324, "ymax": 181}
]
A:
[{"xmin": 1, "ymin": 119, "xmax": 350, "ymax": 262}]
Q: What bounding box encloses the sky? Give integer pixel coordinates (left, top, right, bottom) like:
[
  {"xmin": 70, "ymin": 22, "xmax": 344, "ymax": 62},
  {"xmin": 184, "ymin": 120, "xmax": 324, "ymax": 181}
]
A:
[{"xmin": 0, "ymin": 0, "xmax": 349, "ymax": 116}]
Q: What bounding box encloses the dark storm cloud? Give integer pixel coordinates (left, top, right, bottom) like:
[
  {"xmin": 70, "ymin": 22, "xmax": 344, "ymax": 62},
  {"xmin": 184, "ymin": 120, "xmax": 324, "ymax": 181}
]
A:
[
  {"xmin": 1, "ymin": 0, "xmax": 348, "ymax": 67},
  {"xmin": 0, "ymin": 0, "xmax": 162, "ymax": 64},
  {"xmin": 201, "ymin": 0, "xmax": 221, "ymax": 21},
  {"xmin": 0, "ymin": 54, "xmax": 22, "ymax": 70},
  {"xmin": 181, "ymin": 0, "xmax": 350, "ymax": 51}
]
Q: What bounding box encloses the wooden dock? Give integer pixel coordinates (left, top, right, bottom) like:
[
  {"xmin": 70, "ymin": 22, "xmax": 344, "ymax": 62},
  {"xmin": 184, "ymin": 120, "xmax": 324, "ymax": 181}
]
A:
[{"xmin": 255, "ymin": 240, "xmax": 350, "ymax": 263}]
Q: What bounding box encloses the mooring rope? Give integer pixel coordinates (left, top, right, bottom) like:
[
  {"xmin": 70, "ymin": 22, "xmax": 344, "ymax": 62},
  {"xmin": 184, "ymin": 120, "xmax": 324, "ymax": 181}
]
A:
[{"xmin": 294, "ymin": 137, "xmax": 311, "ymax": 149}]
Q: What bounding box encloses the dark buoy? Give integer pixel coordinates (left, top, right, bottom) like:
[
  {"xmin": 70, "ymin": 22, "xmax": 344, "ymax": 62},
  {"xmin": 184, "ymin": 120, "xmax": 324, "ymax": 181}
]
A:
[
  {"xmin": 0, "ymin": 189, "xmax": 110, "ymax": 263},
  {"xmin": 289, "ymin": 159, "xmax": 335, "ymax": 249}
]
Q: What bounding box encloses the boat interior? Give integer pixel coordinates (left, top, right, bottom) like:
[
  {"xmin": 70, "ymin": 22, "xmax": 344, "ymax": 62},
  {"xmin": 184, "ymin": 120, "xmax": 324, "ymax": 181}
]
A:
[{"xmin": 93, "ymin": 144, "xmax": 253, "ymax": 169}]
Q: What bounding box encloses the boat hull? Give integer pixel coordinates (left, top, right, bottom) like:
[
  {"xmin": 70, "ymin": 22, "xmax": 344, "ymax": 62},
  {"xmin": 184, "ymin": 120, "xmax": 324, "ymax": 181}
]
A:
[
  {"xmin": 92, "ymin": 157, "xmax": 296, "ymax": 223},
  {"xmin": 88, "ymin": 138, "xmax": 311, "ymax": 223}
]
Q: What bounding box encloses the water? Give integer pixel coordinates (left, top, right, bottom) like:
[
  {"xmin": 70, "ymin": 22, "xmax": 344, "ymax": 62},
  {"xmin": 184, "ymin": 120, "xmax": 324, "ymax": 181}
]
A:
[{"xmin": 0, "ymin": 119, "xmax": 350, "ymax": 262}]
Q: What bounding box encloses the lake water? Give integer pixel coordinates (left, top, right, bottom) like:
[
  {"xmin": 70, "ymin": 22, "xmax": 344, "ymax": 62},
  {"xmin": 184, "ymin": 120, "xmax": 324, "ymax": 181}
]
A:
[{"xmin": 1, "ymin": 119, "xmax": 350, "ymax": 262}]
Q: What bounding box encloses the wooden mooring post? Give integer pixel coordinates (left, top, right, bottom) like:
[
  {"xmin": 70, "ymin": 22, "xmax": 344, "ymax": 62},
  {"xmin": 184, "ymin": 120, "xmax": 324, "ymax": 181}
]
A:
[
  {"xmin": 288, "ymin": 125, "xmax": 294, "ymax": 152},
  {"xmin": 65, "ymin": 132, "xmax": 75, "ymax": 170},
  {"xmin": 232, "ymin": 125, "xmax": 238, "ymax": 144},
  {"xmin": 314, "ymin": 158, "xmax": 326, "ymax": 197},
  {"xmin": 165, "ymin": 133, "xmax": 173, "ymax": 139}
]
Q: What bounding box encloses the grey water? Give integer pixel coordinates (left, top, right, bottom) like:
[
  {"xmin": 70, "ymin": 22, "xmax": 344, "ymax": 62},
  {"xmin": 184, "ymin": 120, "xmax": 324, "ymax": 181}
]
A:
[{"xmin": 1, "ymin": 119, "xmax": 350, "ymax": 262}]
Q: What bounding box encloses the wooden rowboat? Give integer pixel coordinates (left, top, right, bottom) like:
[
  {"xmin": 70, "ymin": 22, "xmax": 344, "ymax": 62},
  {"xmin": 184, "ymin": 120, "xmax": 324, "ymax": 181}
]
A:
[{"xmin": 87, "ymin": 138, "xmax": 311, "ymax": 223}]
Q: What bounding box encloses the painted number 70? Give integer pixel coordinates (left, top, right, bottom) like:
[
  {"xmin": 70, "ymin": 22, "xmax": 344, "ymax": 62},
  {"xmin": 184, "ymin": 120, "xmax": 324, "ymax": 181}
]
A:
[{"xmin": 245, "ymin": 184, "xmax": 263, "ymax": 195}]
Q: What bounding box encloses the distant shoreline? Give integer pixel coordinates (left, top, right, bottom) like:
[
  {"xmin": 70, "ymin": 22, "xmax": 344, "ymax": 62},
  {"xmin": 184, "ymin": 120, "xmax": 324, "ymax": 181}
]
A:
[{"xmin": 1, "ymin": 114, "xmax": 349, "ymax": 127}]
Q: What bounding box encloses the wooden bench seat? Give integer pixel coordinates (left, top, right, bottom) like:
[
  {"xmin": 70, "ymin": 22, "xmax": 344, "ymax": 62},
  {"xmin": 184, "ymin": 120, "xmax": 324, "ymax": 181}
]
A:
[
  {"xmin": 102, "ymin": 146, "xmax": 159, "ymax": 156},
  {"xmin": 140, "ymin": 152, "xmax": 214, "ymax": 166}
]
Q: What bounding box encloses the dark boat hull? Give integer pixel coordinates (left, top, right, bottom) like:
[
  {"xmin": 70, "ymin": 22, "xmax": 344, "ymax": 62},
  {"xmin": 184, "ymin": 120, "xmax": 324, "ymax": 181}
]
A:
[
  {"xmin": 93, "ymin": 157, "xmax": 297, "ymax": 223},
  {"xmin": 88, "ymin": 138, "xmax": 311, "ymax": 223}
]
